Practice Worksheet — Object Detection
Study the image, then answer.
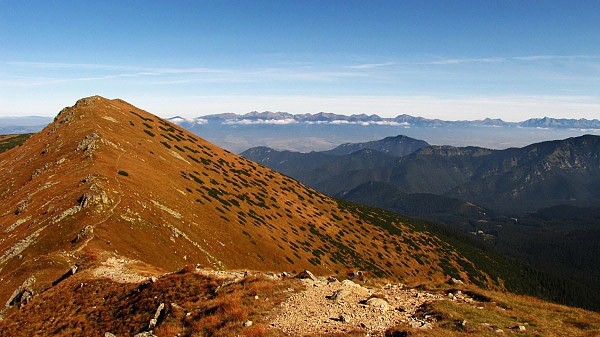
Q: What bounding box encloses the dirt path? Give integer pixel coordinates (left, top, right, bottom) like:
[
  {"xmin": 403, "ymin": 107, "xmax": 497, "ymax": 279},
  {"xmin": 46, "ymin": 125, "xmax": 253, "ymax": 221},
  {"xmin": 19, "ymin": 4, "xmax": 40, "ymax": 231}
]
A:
[{"xmin": 269, "ymin": 278, "xmax": 442, "ymax": 336}]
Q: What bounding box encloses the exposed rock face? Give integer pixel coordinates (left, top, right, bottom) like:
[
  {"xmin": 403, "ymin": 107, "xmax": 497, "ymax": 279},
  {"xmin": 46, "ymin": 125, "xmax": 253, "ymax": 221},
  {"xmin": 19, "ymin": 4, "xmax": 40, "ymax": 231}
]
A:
[
  {"xmin": 6, "ymin": 276, "xmax": 36, "ymax": 308},
  {"xmin": 76, "ymin": 132, "xmax": 100, "ymax": 157},
  {"xmin": 78, "ymin": 183, "xmax": 111, "ymax": 210}
]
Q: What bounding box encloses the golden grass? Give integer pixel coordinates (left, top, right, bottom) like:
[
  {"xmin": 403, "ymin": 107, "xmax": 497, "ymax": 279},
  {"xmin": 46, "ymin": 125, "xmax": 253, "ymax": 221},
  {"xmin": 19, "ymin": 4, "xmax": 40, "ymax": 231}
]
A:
[{"xmin": 387, "ymin": 285, "xmax": 600, "ymax": 337}]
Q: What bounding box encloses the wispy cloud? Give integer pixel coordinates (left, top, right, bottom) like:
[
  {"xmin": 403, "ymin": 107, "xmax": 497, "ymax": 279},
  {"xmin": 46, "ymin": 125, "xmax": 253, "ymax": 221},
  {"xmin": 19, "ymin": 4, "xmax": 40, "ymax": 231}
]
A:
[
  {"xmin": 423, "ymin": 57, "xmax": 505, "ymax": 65},
  {"xmin": 3, "ymin": 61, "xmax": 372, "ymax": 87},
  {"xmin": 513, "ymin": 55, "xmax": 600, "ymax": 61},
  {"xmin": 347, "ymin": 62, "xmax": 395, "ymax": 69}
]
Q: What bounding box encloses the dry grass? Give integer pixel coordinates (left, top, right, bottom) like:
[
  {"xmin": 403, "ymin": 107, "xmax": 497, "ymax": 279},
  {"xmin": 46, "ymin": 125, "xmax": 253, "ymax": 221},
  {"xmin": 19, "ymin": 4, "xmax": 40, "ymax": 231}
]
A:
[
  {"xmin": 0, "ymin": 268, "xmax": 301, "ymax": 337},
  {"xmin": 386, "ymin": 285, "xmax": 600, "ymax": 337}
]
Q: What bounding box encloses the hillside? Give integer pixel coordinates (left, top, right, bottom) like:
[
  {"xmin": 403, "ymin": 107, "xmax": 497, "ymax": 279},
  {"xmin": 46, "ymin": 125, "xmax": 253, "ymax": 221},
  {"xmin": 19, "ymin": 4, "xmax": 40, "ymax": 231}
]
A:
[
  {"xmin": 322, "ymin": 135, "xmax": 429, "ymax": 156},
  {"xmin": 0, "ymin": 96, "xmax": 518, "ymax": 319},
  {"xmin": 242, "ymin": 135, "xmax": 600, "ymax": 212},
  {"xmin": 241, "ymin": 136, "xmax": 600, "ymax": 310}
]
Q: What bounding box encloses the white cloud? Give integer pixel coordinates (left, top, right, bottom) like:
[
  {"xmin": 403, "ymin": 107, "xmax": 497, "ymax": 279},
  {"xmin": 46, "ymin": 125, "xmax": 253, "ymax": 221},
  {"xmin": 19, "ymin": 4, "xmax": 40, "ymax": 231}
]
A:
[
  {"xmin": 424, "ymin": 57, "xmax": 505, "ymax": 65},
  {"xmin": 513, "ymin": 55, "xmax": 600, "ymax": 61},
  {"xmin": 347, "ymin": 62, "xmax": 395, "ymax": 69},
  {"xmin": 223, "ymin": 118, "xmax": 298, "ymax": 125}
]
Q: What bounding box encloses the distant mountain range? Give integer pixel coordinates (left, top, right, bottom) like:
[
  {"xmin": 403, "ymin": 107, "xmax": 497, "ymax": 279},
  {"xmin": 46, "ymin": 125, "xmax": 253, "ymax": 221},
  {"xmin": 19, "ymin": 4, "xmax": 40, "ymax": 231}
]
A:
[
  {"xmin": 170, "ymin": 112, "xmax": 600, "ymax": 129},
  {"xmin": 242, "ymin": 134, "xmax": 600, "ymax": 213},
  {"xmin": 0, "ymin": 116, "xmax": 53, "ymax": 134}
]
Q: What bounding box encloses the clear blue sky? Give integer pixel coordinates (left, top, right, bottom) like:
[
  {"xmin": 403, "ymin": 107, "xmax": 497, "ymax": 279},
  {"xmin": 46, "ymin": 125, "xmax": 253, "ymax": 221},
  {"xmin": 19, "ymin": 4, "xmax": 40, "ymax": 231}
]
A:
[{"xmin": 1, "ymin": 1, "xmax": 599, "ymax": 120}]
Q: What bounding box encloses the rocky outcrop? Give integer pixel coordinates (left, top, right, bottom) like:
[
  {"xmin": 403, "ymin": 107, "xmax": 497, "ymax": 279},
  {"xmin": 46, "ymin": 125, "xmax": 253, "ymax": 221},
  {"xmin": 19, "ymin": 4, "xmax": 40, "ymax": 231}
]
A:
[
  {"xmin": 76, "ymin": 133, "xmax": 100, "ymax": 157},
  {"xmin": 296, "ymin": 270, "xmax": 317, "ymax": 281},
  {"xmin": 148, "ymin": 303, "xmax": 165, "ymax": 330},
  {"xmin": 6, "ymin": 276, "xmax": 36, "ymax": 308}
]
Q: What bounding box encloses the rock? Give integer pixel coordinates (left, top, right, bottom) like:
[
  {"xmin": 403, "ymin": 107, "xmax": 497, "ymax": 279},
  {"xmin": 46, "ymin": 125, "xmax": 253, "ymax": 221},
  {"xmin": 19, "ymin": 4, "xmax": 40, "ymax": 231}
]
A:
[
  {"xmin": 339, "ymin": 315, "xmax": 350, "ymax": 323},
  {"xmin": 495, "ymin": 328, "xmax": 504, "ymax": 333},
  {"xmin": 150, "ymin": 276, "xmax": 158, "ymax": 283},
  {"xmin": 366, "ymin": 297, "xmax": 389, "ymax": 311},
  {"xmin": 243, "ymin": 320, "xmax": 253, "ymax": 327},
  {"xmin": 148, "ymin": 303, "xmax": 165, "ymax": 329},
  {"xmin": 281, "ymin": 271, "xmax": 292, "ymax": 278},
  {"xmin": 327, "ymin": 276, "xmax": 339, "ymax": 283},
  {"xmin": 133, "ymin": 332, "xmax": 158, "ymax": 337},
  {"xmin": 409, "ymin": 321, "xmax": 422, "ymax": 329},
  {"xmin": 329, "ymin": 289, "xmax": 351, "ymax": 301},
  {"xmin": 341, "ymin": 279, "xmax": 360, "ymax": 287},
  {"xmin": 451, "ymin": 278, "xmax": 464, "ymax": 285},
  {"xmin": 420, "ymin": 323, "xmax": 433, "ymax": 329},
  {"xmin": 104, "ymin": 333, "xmax": 116, "ymax": 337},
  {"xmin": 296, "ymin": 270, "xmax": 317, "ymax": 281},
  {"xmin": 515, "ymin": 325, "xmax": 526, "ymax": 331},
  {"xmin": 15, "ymin": 200, "xmax": 28, "ymax": 215},
  {"xmin": 51, "ymin": 264, "xmax": 78, "ymax": 286},
  {"xmin": 347, "ymin": 270, "xmax": 364, "ymax": 279},
  {"xmin": 6, "ymin": 276, "xmax": 36, "ymax": 308}
]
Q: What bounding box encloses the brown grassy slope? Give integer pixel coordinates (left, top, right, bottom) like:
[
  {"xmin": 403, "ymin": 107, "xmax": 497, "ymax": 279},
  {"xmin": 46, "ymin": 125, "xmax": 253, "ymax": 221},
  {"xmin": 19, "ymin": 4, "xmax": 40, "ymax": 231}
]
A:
[
  {"xmin": 0, "ymin": 96, "xmax": 492, "ymax": 306},
  {"xmin": 0, "ymin": 268, "xmax": 300, "ymax": 337},
  {"xmin": 0, "ymin": 134, "xmax": 31, "ymax": 154}
]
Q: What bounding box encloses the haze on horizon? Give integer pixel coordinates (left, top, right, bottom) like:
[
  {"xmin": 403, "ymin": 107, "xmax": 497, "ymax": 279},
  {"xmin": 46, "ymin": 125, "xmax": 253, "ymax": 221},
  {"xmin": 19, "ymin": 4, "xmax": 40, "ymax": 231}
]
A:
[{"xmin": 1, "ymin": 1, "xmax": 599, "ymax": 121}]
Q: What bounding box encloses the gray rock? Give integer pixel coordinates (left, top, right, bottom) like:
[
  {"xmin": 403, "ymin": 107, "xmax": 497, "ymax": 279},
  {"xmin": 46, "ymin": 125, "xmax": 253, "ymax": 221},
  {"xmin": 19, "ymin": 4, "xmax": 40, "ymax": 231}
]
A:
[
  {"xmin": 243, "ymin": 320, "xmax": 253, "ymax": 327},
  {"xmin": 296, "ymin": 270, "xmax": 317, "ymax": 281},
  {"xmin": 148, "ymin": 303, "xmax": 165, "ymax": 329}
]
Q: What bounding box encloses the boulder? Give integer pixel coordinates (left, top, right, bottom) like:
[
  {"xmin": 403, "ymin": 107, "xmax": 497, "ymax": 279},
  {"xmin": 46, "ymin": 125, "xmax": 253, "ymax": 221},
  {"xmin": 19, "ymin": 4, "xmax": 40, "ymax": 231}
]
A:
[
  {"xmin": 327, "ymin": 276, "xmax": 339, "ymax": 283},
  {"xmin": 366, "ymin": 297, "xmax": 389, "ymax": 311},
  {"xmin": 296, "ymin": 270, "xmax": 317, "ymax": 281}
]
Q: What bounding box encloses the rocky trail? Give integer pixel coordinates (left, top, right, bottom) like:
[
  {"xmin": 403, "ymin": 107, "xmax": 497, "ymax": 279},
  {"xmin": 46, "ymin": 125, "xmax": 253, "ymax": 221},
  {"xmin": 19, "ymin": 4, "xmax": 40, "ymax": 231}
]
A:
[{"xmin": 269, "ymin": 273, "xmax": 441, "ymax": 336}]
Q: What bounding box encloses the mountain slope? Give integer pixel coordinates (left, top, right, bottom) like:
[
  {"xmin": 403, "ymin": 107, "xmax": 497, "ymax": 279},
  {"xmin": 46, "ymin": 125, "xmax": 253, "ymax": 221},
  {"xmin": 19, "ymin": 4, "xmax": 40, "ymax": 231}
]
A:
[
  {"xmin": 0, "ymin": 96, "xmax": 508, "ymax": 311},
  {"xmin": 243, "ymin": 136, "xmax": 600, "ymax": 212},
  {"xmin": 322, "ymin": 135, "xmax": 429, "ymax": 156}
]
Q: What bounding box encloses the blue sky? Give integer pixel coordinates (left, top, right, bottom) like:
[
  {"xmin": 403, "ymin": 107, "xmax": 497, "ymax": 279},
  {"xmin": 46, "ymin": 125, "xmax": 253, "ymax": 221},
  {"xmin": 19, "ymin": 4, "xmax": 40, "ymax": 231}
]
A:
[{"xmin": 1, "ymin": 1, "xmax": 599, "ymax": 120}]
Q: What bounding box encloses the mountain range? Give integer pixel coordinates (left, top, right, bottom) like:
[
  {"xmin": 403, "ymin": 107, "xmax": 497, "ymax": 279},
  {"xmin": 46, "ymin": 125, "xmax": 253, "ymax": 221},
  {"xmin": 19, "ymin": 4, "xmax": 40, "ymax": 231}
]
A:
[
  {"xmin": 242, "ymin": 134, "xmax": 600, "ymax": 213},
  {"xmin": 170, "ymin": 111, "xmax": 600, "ymax": 129}
]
